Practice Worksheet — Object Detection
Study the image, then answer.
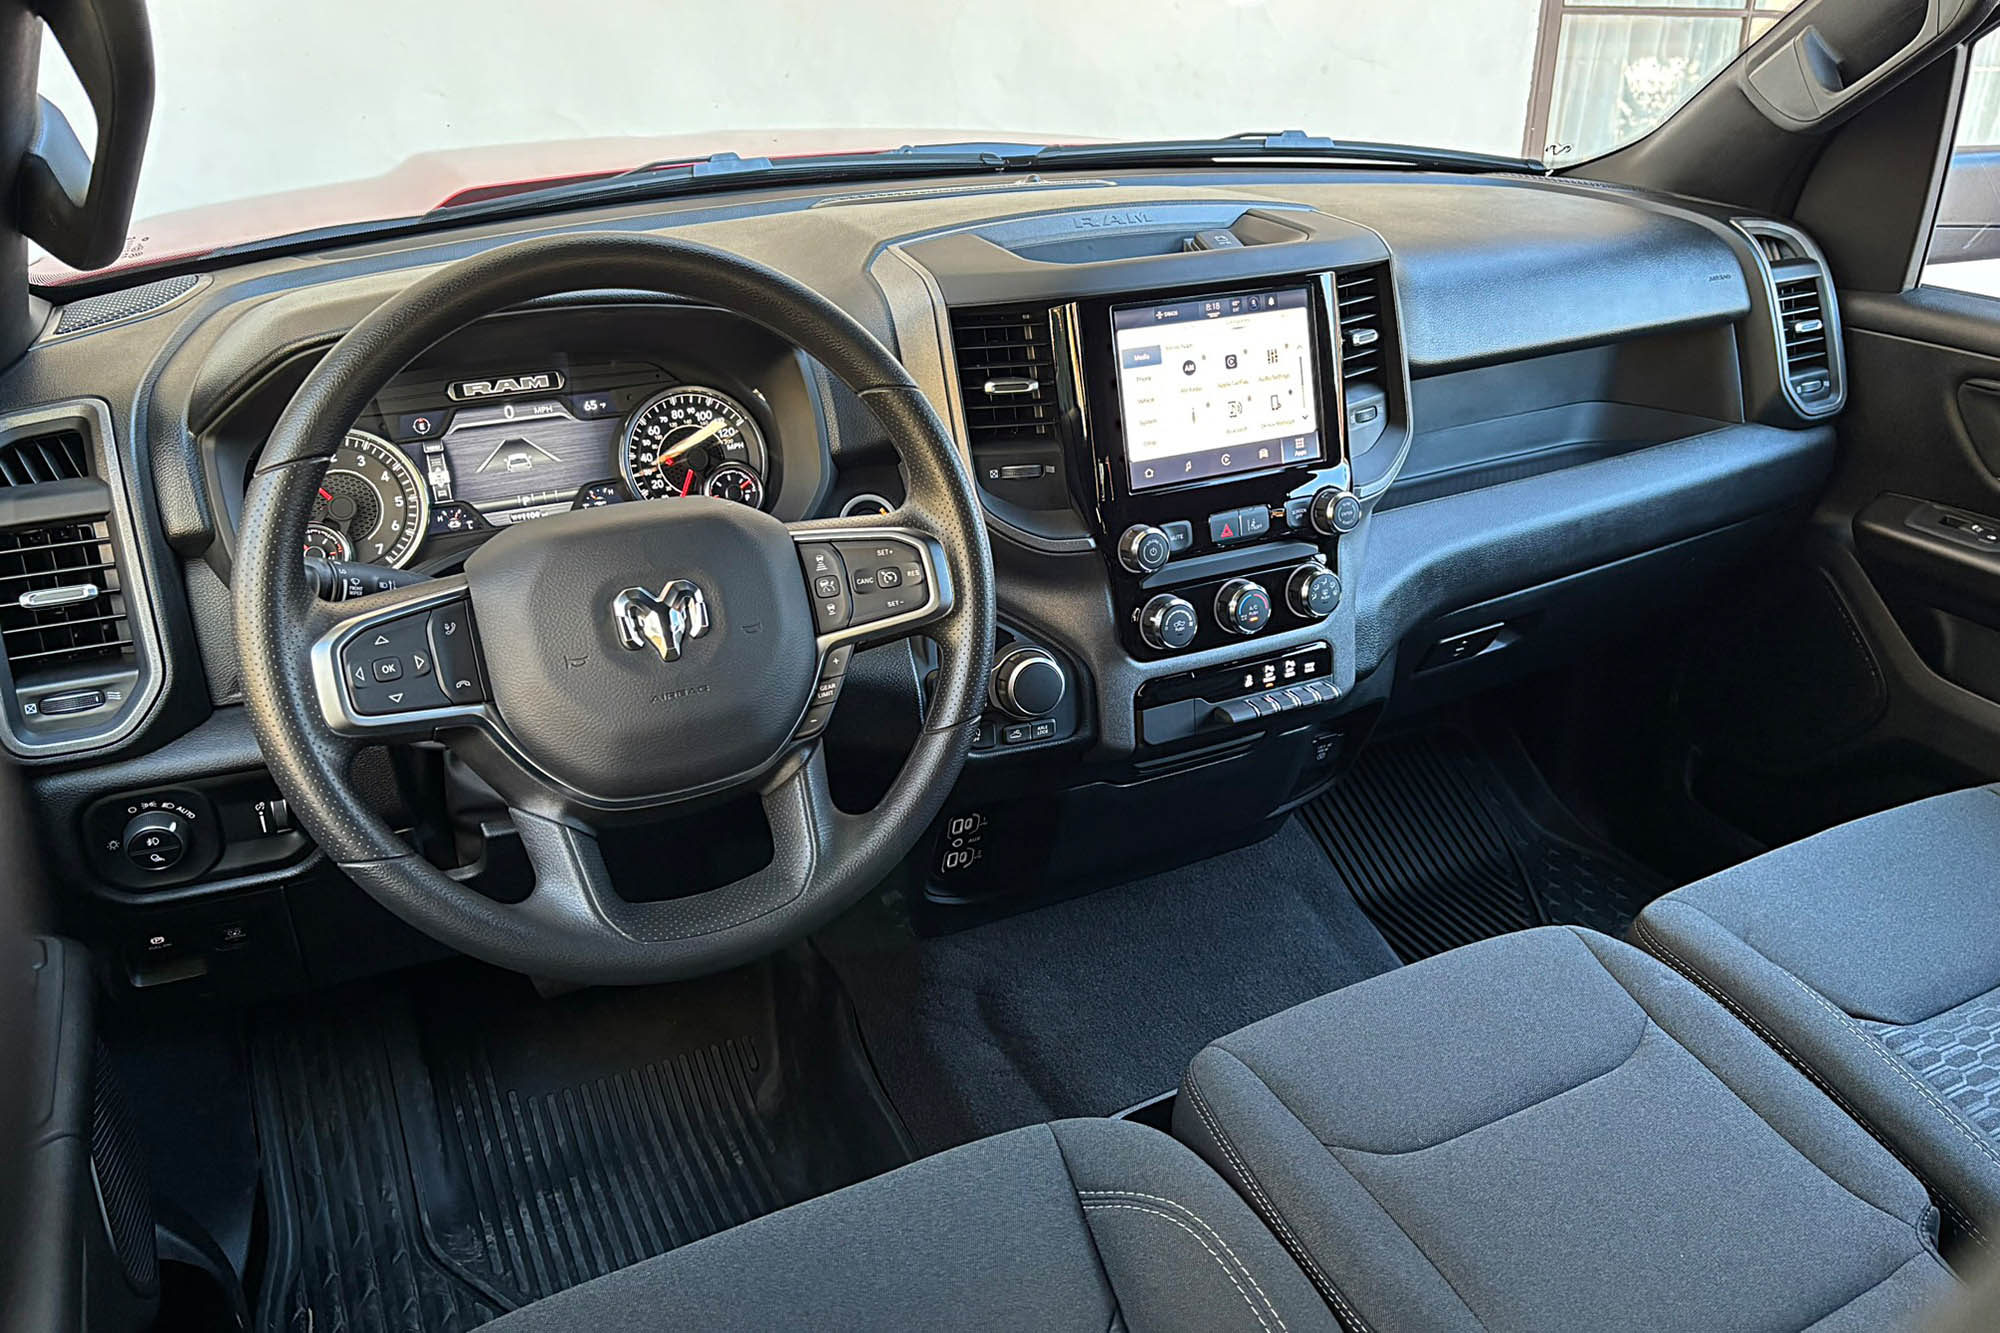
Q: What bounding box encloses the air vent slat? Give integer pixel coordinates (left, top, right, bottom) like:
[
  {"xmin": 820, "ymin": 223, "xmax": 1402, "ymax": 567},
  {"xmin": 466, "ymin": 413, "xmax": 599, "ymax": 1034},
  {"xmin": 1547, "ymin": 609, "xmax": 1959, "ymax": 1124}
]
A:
[
  {"xmin": 949, "ymin": 306, "xmax": 1060, "ymax": 446},
  {"xmin": 0, "ymin": 521, "xmax": 134, "ymax": 675},
  {"xmin": 1335, "ymin": 268, "xmax": 1394, "ymax": 389},
  {"xmin": 0, "ymin": 429, "xmax": 90, "ymax": 489}
]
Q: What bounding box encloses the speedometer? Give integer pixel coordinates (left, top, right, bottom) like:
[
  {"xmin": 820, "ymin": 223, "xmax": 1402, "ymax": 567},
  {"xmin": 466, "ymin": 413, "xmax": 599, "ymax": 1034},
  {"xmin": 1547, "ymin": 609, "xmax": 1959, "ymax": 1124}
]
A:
[
  {"xmin": 619, "ymin": 387, "xmax": 767, "ymax": 505},
  {"xmin": 310, "ymin": 430, "xmax": 429, "ymax": 568}
]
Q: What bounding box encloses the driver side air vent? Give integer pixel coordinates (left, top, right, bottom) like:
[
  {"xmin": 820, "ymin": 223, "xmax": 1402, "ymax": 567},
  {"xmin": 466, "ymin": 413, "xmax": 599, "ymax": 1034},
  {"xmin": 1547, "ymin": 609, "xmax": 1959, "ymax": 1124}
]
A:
[
  {"xmin": 950, "ymin": 306, "xmax": 1060, "ymax": 447},
  {"xmin": 0, "ymin": 428, "xmax": 91, "ymax": 487},
  {"xmin": 0, "ymin": 522, "xmax": 132, "ymax": 671}
]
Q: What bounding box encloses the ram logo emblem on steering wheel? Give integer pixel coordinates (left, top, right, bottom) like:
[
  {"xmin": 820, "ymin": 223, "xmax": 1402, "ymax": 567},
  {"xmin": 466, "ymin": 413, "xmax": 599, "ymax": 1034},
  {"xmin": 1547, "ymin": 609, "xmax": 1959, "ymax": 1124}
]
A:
[{"xmin": 611, "ymin": 580, "xmax": 711, "ymax": 663}]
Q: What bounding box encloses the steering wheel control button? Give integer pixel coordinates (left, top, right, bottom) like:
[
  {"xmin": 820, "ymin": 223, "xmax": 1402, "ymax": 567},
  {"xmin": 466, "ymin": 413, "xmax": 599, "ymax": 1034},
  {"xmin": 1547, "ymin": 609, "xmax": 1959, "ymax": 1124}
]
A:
[
  {"xmin": 427, "ymin": 602, "xmax": 487, "ymax": 704},
  {"xmin": 798, "ymin": 544, "xmax": 851, "ymax": 632},
  {"xmin": 1286, "ymin": 564, "xmax": 1344, "ymax": 619},
  {"xmin": 1310, "ymin": 487, "xmax": 1364, "ymax": 536},
  {"xmin": 836, "ymin": 539, "xmax": 925, "ymax": 625},
  {"xmin": 1139, "ymin": 594, "xmax": 1201, "ymax": 652},
  {"xmin": 1117, "ymin": 524, "xmax": 1174, "ymax": 574},
  {"xmin": 341, "ymin": 612, "xmax": 452, "ymax": 715},
  {"xmin": 1215, "ymin": 579, "xmax": 1274, "ymax": 636},
  {"xmin": 821, "ymin": 644, "xmax": 853, "ymax": 678}
]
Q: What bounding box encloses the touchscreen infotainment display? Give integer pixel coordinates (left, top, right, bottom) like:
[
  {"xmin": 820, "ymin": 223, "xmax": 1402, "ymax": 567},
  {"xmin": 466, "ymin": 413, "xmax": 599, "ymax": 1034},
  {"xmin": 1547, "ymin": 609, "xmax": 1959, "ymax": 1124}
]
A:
[{"xmin": 1112, "ymin": 286, "xmax": 1322, "ymax": 492}]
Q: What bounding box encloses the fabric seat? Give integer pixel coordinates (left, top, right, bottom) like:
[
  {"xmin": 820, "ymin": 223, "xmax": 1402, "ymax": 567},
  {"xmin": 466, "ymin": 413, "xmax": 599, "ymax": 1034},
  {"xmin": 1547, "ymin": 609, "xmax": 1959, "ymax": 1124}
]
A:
[
  {"xmin": 1635, "ymin": 784, "xmax": 2000, "ymax": 1244},
  {"xmin": 1175, "ymin": 925, "xmax": 1956, "ymax": 1332},
  {"xmin": 476, "ymin": 1116, "xmax": 1338, "ymax": 1332}
]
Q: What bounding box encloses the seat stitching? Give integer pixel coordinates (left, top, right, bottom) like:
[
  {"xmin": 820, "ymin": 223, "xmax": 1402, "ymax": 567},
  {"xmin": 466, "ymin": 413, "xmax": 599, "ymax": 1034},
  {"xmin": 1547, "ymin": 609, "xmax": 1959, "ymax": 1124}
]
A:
[
  {"xmin": 1074, "ymin": 1189, "xmax": 1288, "ymax": 1329},
  {"xmin": 1308, "ymin": 1014, "xmax": 1652, "ymax": 1157},
  {"xmin": 1081, "ymin": 1202, "xmax": 1278, "ymax": 1333},
  {"xmin": 1202, "ymin": 1052, "xmax": 1492, "ymax": 1330},
  {"xmin": 1635, "ymin": 914, "xmax": 1989, "ymax": 1247},
  {"xmin": 1646, "ymin": 906, "xmax": 2000, "ymax": 1176},
  {"xmin": 1184, "ymin": 1075, "xmax": 1377, "ymax": 1333},
  {"xmin": 1562, "ymin": 927, "xmax": 1931, "ymax": 1239}
]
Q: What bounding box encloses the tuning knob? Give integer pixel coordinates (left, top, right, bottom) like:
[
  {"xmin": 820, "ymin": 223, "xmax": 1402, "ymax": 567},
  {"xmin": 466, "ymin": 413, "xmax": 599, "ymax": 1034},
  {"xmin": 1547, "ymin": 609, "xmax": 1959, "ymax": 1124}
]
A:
[
  {"xmin": 989, "ymin": 645, "xmax": 1067, "ymax": 719},
  {"xmin": 1139, "ymin": 594, "xmax": 1200, "ymax": 651},
  {"xmin": 1308, "ymin": 487, "xmax": 1363, "ymax": 536},
  {"xmin": 1214, "ymin": 579, "xmax": 1274, "ymax": 637},
  {"xmin": 1117, "ymin": 524, "xmax": 1174, "ymax": 574},
  {"xmin": 1286, "ymin": 563, "xmax": 1343, "ymax": 619}
]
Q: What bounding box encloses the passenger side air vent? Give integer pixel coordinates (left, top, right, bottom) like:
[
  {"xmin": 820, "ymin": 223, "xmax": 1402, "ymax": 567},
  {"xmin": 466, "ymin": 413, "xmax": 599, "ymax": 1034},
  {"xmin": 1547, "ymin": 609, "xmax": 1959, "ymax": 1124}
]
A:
[
  {"xmin": 0, "ymin": 522, "xmax": 132, "ymax": 672},
  {"xmin": 0, "ymin": 429, "xmax": 90, "ymax": 487},
  {"xmin": 1775, "ymin": 277, "xmax": 1833, "ymax": 400},
  {"xmin": 1335, "ymin": 269, "xmax": 1388, "ymax": 388},
  {"xmin": 950, "ymin": 305, "xmax": 1060, "ymax": 447},
  {"xmin": 1733, "ymin": 219, "xmax": 1844, "ymax": 418}
]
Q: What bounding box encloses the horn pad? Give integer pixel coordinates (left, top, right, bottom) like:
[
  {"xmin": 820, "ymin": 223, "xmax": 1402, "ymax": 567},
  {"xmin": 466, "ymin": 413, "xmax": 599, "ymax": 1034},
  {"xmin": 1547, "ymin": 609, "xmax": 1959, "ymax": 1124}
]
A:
[{"xmin": 463, "ymin": 498, "xmax": 818, "ymax": 802}]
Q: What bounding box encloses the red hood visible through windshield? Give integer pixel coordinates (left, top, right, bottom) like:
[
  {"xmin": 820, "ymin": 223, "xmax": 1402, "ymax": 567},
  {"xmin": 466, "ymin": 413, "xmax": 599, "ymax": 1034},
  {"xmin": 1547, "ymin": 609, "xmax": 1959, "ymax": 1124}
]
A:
[{"xmin": 30, "ymin": 128, "xmax": 1076, "ymax": 287}]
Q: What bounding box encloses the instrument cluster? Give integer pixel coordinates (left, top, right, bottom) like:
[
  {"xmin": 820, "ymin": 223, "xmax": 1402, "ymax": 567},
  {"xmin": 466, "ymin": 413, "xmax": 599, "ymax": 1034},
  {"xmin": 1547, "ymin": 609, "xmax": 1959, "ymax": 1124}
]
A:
[{"xmin": 305, "ymin": 369, "xmax": 774, "ymax": 570}]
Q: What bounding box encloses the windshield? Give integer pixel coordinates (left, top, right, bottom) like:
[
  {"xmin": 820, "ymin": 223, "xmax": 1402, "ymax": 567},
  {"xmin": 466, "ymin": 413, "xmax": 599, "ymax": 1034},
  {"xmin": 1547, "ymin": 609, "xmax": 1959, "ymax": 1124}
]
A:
[{"xmin": 31, "ymin": 1, "xmax": 1801, "ymax": 284}]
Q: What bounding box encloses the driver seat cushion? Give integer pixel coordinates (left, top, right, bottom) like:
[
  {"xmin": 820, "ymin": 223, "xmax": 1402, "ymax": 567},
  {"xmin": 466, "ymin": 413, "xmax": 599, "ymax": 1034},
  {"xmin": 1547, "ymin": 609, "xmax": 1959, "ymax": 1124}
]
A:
[
  {"xmin": 1175, "ymin": 926, "xmax": 1956, "ymax": 1333},
  {"xmin": 1634, "ymin": 783, "xmax": 2000, "ymax": 1242},
  {"xmin": 474, "ymin": 1116, "xmax": 1339, "ymax": 1333}
]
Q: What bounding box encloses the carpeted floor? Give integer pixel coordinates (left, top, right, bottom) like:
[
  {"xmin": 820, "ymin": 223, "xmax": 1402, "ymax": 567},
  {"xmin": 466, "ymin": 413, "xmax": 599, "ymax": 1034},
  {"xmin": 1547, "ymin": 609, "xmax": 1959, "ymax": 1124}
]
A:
[{"xmin": 821, "ymin": 818, "xmax": 1401, "ymax": 1154}]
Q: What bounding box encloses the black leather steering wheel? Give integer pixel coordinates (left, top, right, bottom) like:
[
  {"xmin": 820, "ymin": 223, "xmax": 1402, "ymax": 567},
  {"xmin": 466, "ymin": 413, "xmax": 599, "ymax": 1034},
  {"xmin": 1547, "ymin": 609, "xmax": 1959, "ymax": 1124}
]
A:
[{"xmin": 236, "ymin": 234, "xmax": 994, "ymax": 984}]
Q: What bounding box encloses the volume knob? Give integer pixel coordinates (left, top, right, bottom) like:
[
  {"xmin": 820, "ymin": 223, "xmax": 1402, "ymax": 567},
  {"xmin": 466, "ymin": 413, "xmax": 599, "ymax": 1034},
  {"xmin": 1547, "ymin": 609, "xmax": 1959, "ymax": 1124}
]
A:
[
  {"xmin": 1117, "ymin": 524, "xmax": 1174, "ymax": 574},
  {"xmin": 1309, "ymin": 487, "xmax": 1363, "ymax": 536}
]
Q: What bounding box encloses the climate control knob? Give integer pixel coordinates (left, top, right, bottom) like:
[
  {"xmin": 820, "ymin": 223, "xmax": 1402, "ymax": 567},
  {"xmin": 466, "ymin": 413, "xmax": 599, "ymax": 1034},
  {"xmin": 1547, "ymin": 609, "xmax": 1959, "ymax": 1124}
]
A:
[
  {"xmin": 1286, "ymin": 563, "xmax": 1343, "ymax": 619},
  {"xmin": 989, "ymin": 645, "xmax": 1067, "ymax": 719},
  {"xmin": 1215, "ymin": 579, "xmax": 1274, "ymax": 637},
  {"xmin": 1309, "ymin": 487, "xmax": 1363, "ymax": 536},
  {"xmin": 1117, "ymin": 524, "xmax": 1174, "ymax": 574},
  {"xmin": 1139, "ymin": 594, "xmax": 1200, "ymax": 651}
]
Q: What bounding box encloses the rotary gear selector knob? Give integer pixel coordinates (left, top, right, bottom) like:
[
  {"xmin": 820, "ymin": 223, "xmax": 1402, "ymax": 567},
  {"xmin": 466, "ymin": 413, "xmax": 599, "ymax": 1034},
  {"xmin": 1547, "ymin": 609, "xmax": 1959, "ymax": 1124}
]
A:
[{"xmin": 989, "ymin": 645, "xmax": 1067, "ymax": 719}]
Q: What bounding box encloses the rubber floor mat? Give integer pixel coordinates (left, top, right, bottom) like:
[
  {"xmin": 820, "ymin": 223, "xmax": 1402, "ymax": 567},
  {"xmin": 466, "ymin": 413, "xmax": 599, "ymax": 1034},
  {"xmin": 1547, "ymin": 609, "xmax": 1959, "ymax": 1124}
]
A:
[
  {"xmin": 1299, "ymin": 729, "xmax": 1663, "ymax": 961},
  {"xmin": 251, "ymin": 959, "xmax": 907, "ymax": 1333}
]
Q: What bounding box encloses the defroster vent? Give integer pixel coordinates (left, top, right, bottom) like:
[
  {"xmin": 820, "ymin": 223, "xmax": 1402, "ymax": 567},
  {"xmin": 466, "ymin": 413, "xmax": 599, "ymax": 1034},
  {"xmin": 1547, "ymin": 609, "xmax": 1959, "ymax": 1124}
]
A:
[
  {"xmin": 951, "ymin": 305, "xmax": 1059, "ymax": 446},
  {"xmin": 0, "ymin": 522, "xmax": 132, "ymax": 673}
]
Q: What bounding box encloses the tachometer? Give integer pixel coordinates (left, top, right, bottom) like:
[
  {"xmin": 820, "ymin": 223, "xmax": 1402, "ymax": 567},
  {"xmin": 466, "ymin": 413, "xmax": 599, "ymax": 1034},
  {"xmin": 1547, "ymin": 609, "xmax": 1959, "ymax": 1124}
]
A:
[
  {"xmin": 619, "ymin": 386, "xmax": 767, "ymax": 505},
  {"xmin": 310, "ymin": 430, "xmax": 428, "ymax": 568}
]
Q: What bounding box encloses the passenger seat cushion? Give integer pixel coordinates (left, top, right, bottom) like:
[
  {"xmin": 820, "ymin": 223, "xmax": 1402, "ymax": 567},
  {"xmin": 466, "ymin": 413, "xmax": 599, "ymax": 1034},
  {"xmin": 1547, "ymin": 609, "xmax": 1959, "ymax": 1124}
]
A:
[
  {"xmin": 1636, "ymin": 785, "xmax": 2000, "ymax": 1238},
  {"xmin": 1176, "ymin": 927, "xmax": 1955, "ymax": 1333},
  {"xmin": 476, "ymin": 1118, "xmax": 1338, "ymax": 1333}
]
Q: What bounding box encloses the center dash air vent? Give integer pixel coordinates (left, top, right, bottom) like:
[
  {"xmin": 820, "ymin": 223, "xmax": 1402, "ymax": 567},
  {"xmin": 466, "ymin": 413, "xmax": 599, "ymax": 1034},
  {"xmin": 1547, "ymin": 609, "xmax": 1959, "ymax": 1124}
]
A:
[
  {"xmin": 950, "ymin": 306, "xmax": 1059, "ymax": 447},
  {"xmin": 0, "ymin": 429, "xmax": 90, "ymax": 487},
  {"xmin": 1335, "ymin": 268, "xmax": 1389, "ymax": 388},
  {"xmin": 0, "ymin": 522, "xmax": 132, "ymax": 673}
]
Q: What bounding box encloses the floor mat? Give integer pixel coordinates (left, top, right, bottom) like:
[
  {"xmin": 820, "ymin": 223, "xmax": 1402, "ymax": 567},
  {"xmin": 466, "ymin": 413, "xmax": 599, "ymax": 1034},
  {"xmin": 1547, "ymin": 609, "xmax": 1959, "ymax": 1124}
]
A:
[
  {"xmin": 1298, "ymin": 728, "xmax": 1665, "ymax": 962},
  {"xmin": 819, "ymin": 819, "xmax": 1402, "ymax": 1155},
  {"xmin": 251, "ymin": 959, "xmax": 907, "ymax": 1333}
]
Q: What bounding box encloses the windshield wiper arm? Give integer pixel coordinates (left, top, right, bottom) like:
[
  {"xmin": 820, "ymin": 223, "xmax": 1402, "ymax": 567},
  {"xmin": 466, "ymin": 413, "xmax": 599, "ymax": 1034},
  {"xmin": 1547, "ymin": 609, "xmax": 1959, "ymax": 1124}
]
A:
[{"xmin": 993, "ymin": 131, "xmax": 1545, "ymax": 175}]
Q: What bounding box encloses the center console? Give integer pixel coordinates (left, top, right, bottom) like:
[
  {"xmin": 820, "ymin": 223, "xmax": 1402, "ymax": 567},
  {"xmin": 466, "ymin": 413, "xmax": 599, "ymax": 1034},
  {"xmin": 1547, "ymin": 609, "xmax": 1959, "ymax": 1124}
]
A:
[{"xmin": 1076, "ymin": 274, "xmax": 1358, "ymax": 661}]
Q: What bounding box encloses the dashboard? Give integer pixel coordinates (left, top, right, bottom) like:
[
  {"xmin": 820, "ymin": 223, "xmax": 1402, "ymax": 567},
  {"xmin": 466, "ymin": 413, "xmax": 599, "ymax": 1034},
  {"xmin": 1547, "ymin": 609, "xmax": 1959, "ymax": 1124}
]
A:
[{"xmin": 3, "ymin": 163, "xmax": 1845, "ymax": 999}]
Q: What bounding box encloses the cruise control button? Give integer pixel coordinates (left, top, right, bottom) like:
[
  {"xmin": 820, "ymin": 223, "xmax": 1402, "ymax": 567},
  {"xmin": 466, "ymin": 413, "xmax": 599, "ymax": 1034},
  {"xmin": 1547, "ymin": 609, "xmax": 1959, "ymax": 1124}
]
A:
[{"xmin": 876, "ymin": 565, "xmax": 902, "ymax": 590}]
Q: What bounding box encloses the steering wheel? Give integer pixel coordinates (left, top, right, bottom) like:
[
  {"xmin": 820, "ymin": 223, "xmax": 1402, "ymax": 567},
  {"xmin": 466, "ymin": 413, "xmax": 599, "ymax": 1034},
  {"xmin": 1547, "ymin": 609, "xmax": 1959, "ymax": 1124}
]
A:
[{"xmin": 235, "ymin": 234, "xmax": 995, "ymax": 985}]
